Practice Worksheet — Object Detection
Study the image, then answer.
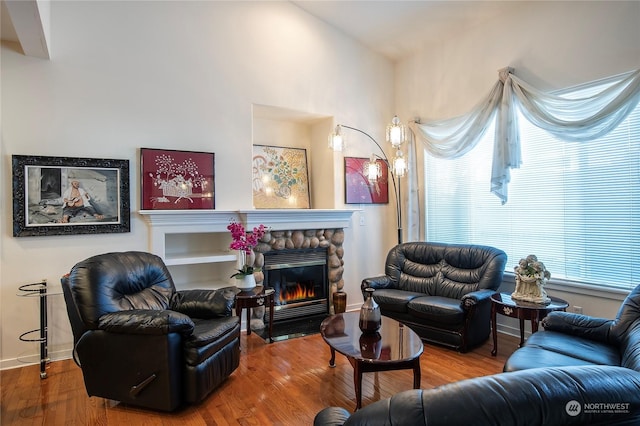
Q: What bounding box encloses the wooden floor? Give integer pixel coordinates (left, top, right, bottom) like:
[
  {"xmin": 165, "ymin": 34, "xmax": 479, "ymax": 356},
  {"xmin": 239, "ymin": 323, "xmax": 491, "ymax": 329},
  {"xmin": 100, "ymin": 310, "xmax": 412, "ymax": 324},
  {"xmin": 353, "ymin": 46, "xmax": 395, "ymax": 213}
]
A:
[{"xmin": 1, "ymin": 331, "xmax": 519, "ymax": 425}]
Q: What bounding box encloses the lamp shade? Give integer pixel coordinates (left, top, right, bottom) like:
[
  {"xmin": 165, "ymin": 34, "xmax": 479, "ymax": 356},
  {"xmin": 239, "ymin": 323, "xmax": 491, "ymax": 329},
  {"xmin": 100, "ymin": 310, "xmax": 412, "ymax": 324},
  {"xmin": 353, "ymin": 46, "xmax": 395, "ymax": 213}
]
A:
[
  {"xmin": 386, "ymin": 115, "xmax": 406, "ymax": 148},
  {"xmin": 329, "ymin": 125, "xmax": 344, "ymax": 151},
  {"xmin": 392, "ymin": 150, "xmax": 407, "ymax": 177},
  {"xmin": 364, "ymin": 155, "xmax": 382, "ymax": 183}
]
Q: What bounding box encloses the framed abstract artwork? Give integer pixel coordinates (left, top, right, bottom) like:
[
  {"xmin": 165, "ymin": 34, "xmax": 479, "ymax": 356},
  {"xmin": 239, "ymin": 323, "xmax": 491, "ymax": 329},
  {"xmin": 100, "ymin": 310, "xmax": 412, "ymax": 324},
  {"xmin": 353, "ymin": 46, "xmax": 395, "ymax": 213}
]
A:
[
  {"xmin": 344, "ymin": 157, "xmax": 389, "ymax": 204},
  {"xmin": 140, "ymin": 148, "xmax": 215, "ymax": 210},
  {"xmin": 12, "ymin": 155, "xmax": 130, "ymax": 237},
  {"xmin": 252, "ymin": 145, "xmax": 310, "ymax": 209}
]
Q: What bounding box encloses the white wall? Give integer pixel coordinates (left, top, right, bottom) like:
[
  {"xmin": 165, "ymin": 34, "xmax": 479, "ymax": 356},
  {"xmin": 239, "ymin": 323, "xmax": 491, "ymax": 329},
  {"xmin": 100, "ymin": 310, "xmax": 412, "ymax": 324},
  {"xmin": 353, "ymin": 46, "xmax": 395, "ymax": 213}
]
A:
[
  {"xmin": 395, "ymin": 1, "xmax": 640, "ymax": 329},
  {"xmin": 0, "ymin": 1, "xmax": 396, "ymax": 369},
  {"xmin": 5, "ymin": 1, "xmax": 636, "ymax": 368}
]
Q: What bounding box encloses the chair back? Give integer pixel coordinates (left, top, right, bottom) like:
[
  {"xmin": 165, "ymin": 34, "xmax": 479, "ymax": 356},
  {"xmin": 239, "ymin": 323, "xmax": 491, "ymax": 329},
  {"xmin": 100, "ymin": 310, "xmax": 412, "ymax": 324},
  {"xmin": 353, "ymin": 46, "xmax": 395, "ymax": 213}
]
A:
[
  {"xmin": 66, "ymin": 251, "xmax": 176, "ymax": 329},
  {"xmin": 385, "ymin": 242, "xmax": 507, "ymax": 299}
]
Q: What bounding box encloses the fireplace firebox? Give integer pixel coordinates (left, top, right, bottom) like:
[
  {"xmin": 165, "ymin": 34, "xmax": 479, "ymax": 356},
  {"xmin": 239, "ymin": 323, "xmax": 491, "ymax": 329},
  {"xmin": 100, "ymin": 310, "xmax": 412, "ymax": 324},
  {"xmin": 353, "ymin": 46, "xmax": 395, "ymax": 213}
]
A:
[{"xmin": 263, "ymin": 248, "xmax": 328, "ymax": 322}]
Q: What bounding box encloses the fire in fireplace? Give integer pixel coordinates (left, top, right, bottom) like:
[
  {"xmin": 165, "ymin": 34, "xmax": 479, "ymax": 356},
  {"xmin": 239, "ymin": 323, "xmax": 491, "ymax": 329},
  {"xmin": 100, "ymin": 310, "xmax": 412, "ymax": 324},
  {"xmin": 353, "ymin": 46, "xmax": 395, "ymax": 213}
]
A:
[
  {"xmin": 279, "ymin": 283, "xmax": 316, "ymax": 304},
  {"xmin": 263, "ymin": 248, "xmax": 328, "ymax": 321}
]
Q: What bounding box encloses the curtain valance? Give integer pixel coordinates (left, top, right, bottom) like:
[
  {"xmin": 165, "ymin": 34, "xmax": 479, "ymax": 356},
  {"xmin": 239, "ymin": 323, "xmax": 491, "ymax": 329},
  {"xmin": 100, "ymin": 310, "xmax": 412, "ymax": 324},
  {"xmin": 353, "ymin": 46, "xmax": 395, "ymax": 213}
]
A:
[{"xmin": 410, "ymin": 68, "xmax": 640, "ymax": 203}]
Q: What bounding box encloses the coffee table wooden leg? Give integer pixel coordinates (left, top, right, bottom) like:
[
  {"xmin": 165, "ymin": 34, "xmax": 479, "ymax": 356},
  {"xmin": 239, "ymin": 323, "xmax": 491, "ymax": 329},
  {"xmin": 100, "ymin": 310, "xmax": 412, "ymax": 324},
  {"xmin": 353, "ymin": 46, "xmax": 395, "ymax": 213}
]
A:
[
  {"xmin": 354, "ymin": 360, "xmax": 362, "ymax": 410},
  {"xmin": 412, "ymin": 358, "xmax": 421, "ymax": 388},
  {"xmin": 329, "ymin": 348, "xmax": 336, "ymax": 367}
]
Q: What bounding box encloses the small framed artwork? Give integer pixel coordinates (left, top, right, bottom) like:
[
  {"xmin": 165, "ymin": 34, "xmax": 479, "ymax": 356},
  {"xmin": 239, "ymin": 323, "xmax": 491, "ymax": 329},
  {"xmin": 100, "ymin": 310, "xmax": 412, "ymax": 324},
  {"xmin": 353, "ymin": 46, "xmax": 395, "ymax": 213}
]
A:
[
  {"xmin": 252, "ymin": 145, "xmax": 310, "ymax": 209},
  {"xmin": 12, "ymin": 155, "xmax": 130, "ymax": 237},
  {"xmin": 344, "ymin": 157, "xmax": 389, "ymax": 204},
  {"xmin": 140, "ymin": 148, "xmax": 215, "ymax": 210}
]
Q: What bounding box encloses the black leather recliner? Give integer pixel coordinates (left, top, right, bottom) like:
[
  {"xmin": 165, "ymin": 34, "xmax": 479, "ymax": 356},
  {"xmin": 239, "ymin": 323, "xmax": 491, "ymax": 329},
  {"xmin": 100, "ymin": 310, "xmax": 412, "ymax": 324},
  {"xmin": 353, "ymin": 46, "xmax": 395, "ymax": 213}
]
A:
[
  {"xmin": 362, "ymin": 242, "xmax": 507, "ymax": 352},
  {"xmin": 61, "ymin": 251, "xmax": 241, "ymax": 411}
]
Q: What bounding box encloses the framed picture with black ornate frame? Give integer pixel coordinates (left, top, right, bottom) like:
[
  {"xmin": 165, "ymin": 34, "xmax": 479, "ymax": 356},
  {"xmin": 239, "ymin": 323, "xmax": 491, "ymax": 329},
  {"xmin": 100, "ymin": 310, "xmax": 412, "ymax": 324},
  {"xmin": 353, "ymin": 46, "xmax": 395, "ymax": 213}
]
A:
[
  {"xmin": 12, "ymin": 155, "xmax": 130, "ymax": 237},
  {"xmin": 344, "ymin": 156, "xmax": 389, "ymax": 204}
]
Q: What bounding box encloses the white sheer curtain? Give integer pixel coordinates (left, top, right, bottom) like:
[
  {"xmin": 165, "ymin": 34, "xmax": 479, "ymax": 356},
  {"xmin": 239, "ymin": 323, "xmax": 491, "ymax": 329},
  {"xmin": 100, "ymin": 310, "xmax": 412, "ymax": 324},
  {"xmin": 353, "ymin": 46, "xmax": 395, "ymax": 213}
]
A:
[{"xmin": 409, "ymin": 67, "xmax": 640, "ymax": 205}]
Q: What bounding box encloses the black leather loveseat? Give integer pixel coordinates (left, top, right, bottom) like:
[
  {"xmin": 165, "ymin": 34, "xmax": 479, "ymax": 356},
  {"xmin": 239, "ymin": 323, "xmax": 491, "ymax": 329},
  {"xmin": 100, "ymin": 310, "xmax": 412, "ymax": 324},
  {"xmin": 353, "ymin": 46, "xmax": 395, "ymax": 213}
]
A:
[
  {"xmin": 362, "ymin": 242, "xmax": 507, "ymax": 352},
  {"xmin": 62, "ymin": 251, "xmax": 241, "ymax": 411}
]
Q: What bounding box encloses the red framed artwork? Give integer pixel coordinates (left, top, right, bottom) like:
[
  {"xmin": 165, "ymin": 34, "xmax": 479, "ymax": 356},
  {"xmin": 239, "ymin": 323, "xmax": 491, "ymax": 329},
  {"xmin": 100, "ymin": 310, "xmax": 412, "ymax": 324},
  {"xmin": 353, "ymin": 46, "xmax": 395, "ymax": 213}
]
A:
[
  {"xmin": 344, "ymin": 157, "xmax": 389, "ymax": 204},
  {"xmin": 140, "ymin": 148, "xmax": 215, "ymax": 210}
]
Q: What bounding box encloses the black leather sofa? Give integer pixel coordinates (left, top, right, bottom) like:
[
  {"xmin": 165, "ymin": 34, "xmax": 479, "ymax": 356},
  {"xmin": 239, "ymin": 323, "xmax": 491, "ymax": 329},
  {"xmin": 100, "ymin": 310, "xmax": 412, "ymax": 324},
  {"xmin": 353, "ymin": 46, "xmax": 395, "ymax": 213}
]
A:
[
  {"xmin": 314, "ymin": 284, "xmax": 640, "ymax": 425},
  {"xmin": 362, "ymin": 242, "xmax": 507, "ymax": 352},
  {"xmin": 61, "ymin": 251, "xmax": 241, "ymax": 411},
  {"xmin": 314, "ymin": 365, "xmax": 640, "ymax": 425},
  {"xmin": 504, "ymin": 283, "xmax": 640, "ymax": 373}
]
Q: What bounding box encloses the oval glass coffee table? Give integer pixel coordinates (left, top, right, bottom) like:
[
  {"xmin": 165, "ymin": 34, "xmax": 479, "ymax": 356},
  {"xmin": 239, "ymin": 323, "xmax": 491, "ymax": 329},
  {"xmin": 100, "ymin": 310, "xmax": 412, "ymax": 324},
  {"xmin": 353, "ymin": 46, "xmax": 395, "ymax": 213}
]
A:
[{"xmin": 320, "ymin": 312, "xmax": 424, "ymax": 410}]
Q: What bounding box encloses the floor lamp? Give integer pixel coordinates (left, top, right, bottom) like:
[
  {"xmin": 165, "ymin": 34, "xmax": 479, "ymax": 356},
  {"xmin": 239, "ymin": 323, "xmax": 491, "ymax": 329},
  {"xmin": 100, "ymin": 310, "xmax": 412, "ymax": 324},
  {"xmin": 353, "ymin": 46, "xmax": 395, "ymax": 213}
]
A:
[{"xmin": 329, "ymin": 116, "xmax": 407, "ymax": 244}]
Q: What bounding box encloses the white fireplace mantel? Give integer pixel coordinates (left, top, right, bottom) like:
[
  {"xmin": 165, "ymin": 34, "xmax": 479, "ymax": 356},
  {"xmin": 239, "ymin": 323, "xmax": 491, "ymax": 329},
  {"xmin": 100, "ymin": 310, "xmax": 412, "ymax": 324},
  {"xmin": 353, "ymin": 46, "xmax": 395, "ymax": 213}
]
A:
[
  {"xmin": 138, "ymin": 209, "xmax": 357, "ymax": 275},
  {"xmin": 137, "ymin": 209, "xmax": 358, "ymax": 289},
  {"xmin": 138, "ymin": 209, "xmax": 358, "ymax": 231}
]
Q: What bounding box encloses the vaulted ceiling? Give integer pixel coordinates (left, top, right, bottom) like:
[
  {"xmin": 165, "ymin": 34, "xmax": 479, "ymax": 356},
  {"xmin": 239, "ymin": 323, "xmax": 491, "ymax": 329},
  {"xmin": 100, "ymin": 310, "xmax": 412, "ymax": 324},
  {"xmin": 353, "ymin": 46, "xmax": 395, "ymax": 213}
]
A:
[
  {"xmin": 291, "ymin": 1, "xmax": 521, "ymax": 62},
  {"xmin": 1, "ymin": 0, "xmax": 521, "ymax": 62}
]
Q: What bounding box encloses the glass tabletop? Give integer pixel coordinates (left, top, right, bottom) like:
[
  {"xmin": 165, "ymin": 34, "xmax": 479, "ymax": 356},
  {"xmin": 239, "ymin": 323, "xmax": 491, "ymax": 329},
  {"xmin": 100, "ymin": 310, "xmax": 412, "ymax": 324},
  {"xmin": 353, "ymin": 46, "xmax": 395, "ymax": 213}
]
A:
[{"xmin": 320, "ymin": 312, "xmax": 423, "ymax": 363}]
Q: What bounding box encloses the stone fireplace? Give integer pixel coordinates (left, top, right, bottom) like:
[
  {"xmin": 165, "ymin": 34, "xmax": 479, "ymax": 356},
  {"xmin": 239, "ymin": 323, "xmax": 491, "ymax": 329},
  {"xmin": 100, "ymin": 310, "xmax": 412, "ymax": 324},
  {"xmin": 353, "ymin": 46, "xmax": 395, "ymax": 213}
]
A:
[{"xmin": 248, "ymin": 228, "xmax": 346, "ymax": 329}]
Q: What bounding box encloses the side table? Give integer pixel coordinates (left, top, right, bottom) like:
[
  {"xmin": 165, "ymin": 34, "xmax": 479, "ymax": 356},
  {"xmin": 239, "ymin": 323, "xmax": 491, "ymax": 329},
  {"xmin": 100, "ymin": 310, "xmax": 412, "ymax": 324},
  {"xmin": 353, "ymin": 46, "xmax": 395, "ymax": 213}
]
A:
[
  {"xmin": 235, "ymin": 286, "xmax": 275, "ymax": 343},
  {"xmin": 17, "ymin": 280, "xmax": 58, "ymax": 379},
  {"xmin": 491, "ymin": 292, "xmax": 568, "ymax": 356}
]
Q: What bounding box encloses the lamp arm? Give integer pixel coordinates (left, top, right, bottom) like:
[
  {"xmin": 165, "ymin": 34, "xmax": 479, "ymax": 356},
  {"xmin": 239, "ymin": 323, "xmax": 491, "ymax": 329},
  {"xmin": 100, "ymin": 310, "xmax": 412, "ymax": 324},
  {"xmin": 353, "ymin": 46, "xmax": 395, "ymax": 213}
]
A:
[
  {"xmin": 338, "ymin": 124, "xmax": 403, "ymax": 243},
  {"xmin": 338, "ymin": 125, "xmax": 396, "ymax": 188}
]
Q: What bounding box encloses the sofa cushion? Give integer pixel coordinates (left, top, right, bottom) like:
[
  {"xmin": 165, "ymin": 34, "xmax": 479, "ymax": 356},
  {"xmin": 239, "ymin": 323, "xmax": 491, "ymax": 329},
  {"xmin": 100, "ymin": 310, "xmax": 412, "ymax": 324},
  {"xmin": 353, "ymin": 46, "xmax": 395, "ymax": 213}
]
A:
[
  {"xmin": 372, "ymin": 289, "xmax": 424, "ymax": 314},
  {"xmin": 527, "ymin": 330, "xmax": 621, "ymax": 365},
  {"xmin": 504, "ymin": 330, "xmax": 621, "ymax": 372},
  {"xmin": 407, "ymin": 296, "xmax": 464, "ymax": 324},
  {"xmin": 183, "ymin": 316, "xmax": 240, "ymax": 365}
]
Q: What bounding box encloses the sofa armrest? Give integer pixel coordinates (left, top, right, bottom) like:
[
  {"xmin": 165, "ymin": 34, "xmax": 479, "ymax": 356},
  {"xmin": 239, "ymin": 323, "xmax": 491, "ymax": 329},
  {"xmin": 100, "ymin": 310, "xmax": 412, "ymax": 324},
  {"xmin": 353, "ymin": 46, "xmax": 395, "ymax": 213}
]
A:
[
  {"xmin": 541, "ymin": 311, "xmax": 613, "ymax": 343},
  {"xmin": 362, "ymin": 276, "xmax": 393, "ymax": 291},
  {"xmin": 171, "ymin": 287, "xmax": 238, "ymax": 318},
  {"xmin": 313, "ymin": 407, "xmax": 351, "ymax": 426},
  {"xmin": 99, "ymin": 310, "xmax": 195, "ymax": 336},
  {"xmin": 461, "ymin": 289, "xmax": 495, "ymax": 310}
]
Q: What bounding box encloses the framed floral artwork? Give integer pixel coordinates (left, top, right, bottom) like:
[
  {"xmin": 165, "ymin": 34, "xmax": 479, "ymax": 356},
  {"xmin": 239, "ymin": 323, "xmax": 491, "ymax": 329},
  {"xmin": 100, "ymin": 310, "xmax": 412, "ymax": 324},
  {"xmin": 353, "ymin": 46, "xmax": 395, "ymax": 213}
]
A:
[
  {"xmin": 12, "ymin": 155, "xmax": 130, "ymax": 237},
  {"xmin": 252, "ymin": 145, "xmax": 310, "ymax": 209},
  {"xmin": 140, "ymin": 148, "xmax": 215, "ymax": 210},
  {"xmin": 344, "ymin": 157, "xmax": 389, "ymax": 204}
]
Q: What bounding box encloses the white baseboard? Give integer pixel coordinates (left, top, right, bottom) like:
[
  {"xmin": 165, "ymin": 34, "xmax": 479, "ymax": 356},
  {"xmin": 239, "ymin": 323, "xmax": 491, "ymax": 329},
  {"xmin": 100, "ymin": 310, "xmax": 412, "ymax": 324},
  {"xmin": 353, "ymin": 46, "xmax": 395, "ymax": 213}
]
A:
[{"xmin": 0, "ymin": 348, "xmax": 71, "ymax": 372}]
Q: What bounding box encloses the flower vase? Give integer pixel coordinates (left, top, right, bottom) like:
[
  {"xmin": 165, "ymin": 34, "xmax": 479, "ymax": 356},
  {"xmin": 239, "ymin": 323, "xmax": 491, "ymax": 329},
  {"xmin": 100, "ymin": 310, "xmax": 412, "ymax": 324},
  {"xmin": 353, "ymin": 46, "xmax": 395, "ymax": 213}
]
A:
[
  {"xmin": 236, "ymin": 273, "xmax": 256, "ymax": 291},
  {"xmin": 359, "ymin": 288, "xmax": 381, "ymax": 333}
]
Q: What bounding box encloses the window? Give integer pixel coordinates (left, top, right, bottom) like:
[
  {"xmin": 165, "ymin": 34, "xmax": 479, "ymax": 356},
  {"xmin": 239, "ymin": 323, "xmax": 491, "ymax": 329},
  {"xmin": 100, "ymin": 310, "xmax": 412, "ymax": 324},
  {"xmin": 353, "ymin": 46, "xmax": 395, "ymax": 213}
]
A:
[{"xmin": 424, "ymin": 79, "xmax": 640, "ymax": 291}]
